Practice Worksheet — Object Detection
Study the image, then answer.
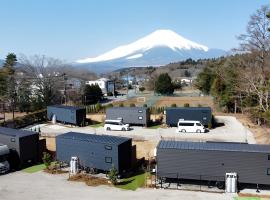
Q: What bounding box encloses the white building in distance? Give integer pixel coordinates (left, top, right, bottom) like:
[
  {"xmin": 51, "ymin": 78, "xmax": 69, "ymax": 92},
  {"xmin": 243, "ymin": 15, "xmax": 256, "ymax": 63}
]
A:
[{"xmin": 86, "ymin": 78, "xmax": 115, "ymax": 96}]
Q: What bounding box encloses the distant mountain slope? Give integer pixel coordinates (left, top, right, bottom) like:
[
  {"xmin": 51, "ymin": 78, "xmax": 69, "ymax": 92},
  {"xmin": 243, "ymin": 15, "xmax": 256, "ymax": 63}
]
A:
[{"xmin": 75, "ymin": 29, "xmax": 226, "ymax": 73}]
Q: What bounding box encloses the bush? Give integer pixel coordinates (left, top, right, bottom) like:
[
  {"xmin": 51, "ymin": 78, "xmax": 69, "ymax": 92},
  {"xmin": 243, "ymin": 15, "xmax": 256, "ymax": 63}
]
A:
[
  {"xmin": 139, "ymin": 87, "xmax": 145, "ymax": 92},
  {"xmin": 106, "ymin": 103, "xmax": 113, "ymax": 108},
  {"xmin": 119, "ymin": 103, "xmax": 124, "ymax": 107},
  {"xmin": 108, "ymin": 166, "xmax": 118, "ymax": 185},
  {"xmin": 95, "ymin": 102, "xmax": 102, "ymax": 112},
  {"xmin": 184, "ymin": 103, "xmax": 190, "ymax": 107},
  {"xmin": 171, "ymin": 103, "xmax": 177, "ymax": 107},
  {"xmin": 130, "ymin": 103, "xmax": 136, "ymax": 107},
  {"xmin": 107, "ymin": 92, "xmax": 113, "ymax": 96},
  {"xmin": 42, "ymin": 152, "xmax": 53, "ymax": 169},
  {"xmin": 128, "ymin": 84, "xmax": 133, "ymax": 89},
  {"xmin": 143, "ymin": 104, "xmax": 148, "ymax": 107}
]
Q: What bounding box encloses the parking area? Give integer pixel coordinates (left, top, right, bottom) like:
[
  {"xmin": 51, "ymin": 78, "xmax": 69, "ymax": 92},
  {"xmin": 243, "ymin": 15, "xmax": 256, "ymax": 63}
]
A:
[
  {"xmin": 0, "ymin": 171, "xmax": 235, "ymax": 200},
  {"xmin": 37, "ymin": 115, "xmax": 256, "ymax": 143}
]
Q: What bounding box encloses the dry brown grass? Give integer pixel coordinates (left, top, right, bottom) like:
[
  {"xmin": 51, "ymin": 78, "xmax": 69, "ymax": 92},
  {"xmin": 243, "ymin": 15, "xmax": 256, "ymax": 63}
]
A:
[
  {"xmin": 41, "ymin": 137, "xmax": 56, "ymax": 152},
  {"xmin": 86, "ymin": 114, "xmax": 105, "ymax": 123},
  {"xmin": 68, "ymin": 174, "xmax": 111, "ymax": 186},
  {"xmin": 235, "ymin": 114, "xmax": 270, "ymax": 145},
  {"xmin": 155, "ymin": 96, "xmax": 214, "ymax": 109},
  {"xmin": 44, "ymin": 168, "xmax": 68, "ymax": 174},
  {"xmin": 0, "ymin": 112, "xmax": 28, "ymax": 121},
  {"xmin": 132, "ymin": 140, "xmax": 159, "ymax": 160}
]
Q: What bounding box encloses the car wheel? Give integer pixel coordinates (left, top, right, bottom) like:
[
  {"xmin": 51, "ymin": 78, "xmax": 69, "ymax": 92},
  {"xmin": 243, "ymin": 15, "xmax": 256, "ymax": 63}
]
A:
[
  {"xmin": 122, "ymin": 128, "xmax": 126, "ymax": 131},
  {"xmin": 196, "ymin": 129, "xmax": 201, "ymax": 133},
  {"xmin": 181, "ymin": 129, "xmax": 186, "ymax": 133},
  {"xmin": 106, "ymin": 127, "xmax": 111, "ymax": 131}
]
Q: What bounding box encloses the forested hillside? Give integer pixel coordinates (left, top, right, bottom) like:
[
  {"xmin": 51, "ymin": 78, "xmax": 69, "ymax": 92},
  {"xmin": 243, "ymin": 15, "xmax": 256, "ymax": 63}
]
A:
[{"xmin": 195, "ymin": 6, "xmax": 270, "ymax": 125}]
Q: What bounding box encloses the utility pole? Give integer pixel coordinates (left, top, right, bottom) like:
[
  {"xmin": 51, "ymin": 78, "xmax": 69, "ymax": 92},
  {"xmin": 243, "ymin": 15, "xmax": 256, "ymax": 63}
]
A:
[
  {"xmin": 63, "ymin": 73, "xmax": 67, "ymax": 105},
  {"xmin": 126, "ymin": 73, "xmax": 129, "ymax": 97}
]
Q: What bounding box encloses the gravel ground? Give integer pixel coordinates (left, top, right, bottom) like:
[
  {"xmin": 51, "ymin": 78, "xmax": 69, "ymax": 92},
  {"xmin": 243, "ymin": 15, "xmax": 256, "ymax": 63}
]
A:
[
  {"xmin": 0, "ymin": 171, "xmax": 235, "ymax": 200},
  {"xmin": 36, "ymin": 116, "xmax": 256, "ymax": 144}
]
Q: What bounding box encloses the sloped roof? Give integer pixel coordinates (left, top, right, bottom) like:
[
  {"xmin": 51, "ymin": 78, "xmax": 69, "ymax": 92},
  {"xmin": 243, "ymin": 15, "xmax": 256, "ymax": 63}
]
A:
[
  {"xmin": 57, "ymin": 132, "xmax": 131, "ymax": 145},
  {"xmin": 158, "ymin": 140, "xmax": 270, "ymax": 153}
]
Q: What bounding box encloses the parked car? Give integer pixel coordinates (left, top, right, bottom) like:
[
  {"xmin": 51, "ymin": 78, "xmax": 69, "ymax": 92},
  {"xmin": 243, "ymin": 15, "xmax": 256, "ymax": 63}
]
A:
[
  {"xmin": 104, "ymin": 119, "xmax": 130, "ymax": 131},
  {"xmin": 0, "ymin": 144, "xmax": 10, "ymax": 174},
  {"xmin": 177, "ymin": 120, "xmax": 206, "ymax": 133}
]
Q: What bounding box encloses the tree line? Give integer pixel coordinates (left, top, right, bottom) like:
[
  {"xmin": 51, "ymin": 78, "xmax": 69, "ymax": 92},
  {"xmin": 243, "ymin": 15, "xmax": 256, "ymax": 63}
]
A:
[
  {"xmin": 195, "ymin": 6, "xmax": 270, "ymax": 125},
  {"xmin": 0, "ymin": 54, "xmax": 102, "ymax": 118}
]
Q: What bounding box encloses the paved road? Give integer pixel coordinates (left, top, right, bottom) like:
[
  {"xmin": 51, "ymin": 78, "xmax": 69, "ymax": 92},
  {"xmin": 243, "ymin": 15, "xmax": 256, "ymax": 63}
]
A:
[
  {"xmin": 36, "ymin": 116, "xmax": 256, "ymax": 144},
  {"xmin": 0, "ymin": 171, "xmax": 235, "ymax": 200}
]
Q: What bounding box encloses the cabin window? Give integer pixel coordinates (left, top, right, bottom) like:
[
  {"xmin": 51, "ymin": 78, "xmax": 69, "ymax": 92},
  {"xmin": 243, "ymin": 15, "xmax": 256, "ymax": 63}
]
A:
[
  {"xmin": 10, "ymin": 137, "xmax": 15, "ymax": 142},
  {"xmin": 138, "ymin": 110, "xmax": 143, "ymax": 113},
  {"xmin": 138, "ymin": 116, "xmax": 143, "ymax": 120},
  {"xmin": 267, "ymin": 168, "xmax": 270, "ymax": 175},
  {"xmin": 105, "ymin": 145, "xmax": 112, "ymax": 150},
  {"xmin": 268, "ymin": 155, "xmax": 270, "ymax": 160},
  {"xmin": 105, "ymin": 157, "xmax": 112, "ymax": 164}
]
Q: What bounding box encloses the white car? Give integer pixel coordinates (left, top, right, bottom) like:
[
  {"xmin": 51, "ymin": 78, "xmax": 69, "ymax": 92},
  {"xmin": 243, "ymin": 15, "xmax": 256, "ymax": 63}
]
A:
[
  {"xmin": 104, "ymin": 119, "xmax": 130, "ymax": 131},
  {"xmin": 177, "ymin": 120, "xmax": 206, "ymax": 133}
]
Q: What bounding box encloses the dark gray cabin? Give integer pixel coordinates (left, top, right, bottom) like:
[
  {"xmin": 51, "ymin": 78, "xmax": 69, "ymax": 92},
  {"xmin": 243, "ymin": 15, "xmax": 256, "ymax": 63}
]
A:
[
  {"xmin": 166, "ymin": 107, "xmax": 212, "ymax": 126},
  {"xmin": 56, "ymin": 132, "xmax": 132, "ymax": 173},
  {"xmin": 0, "ymin": 127, "xmax": 39, "ymax": 168},
  {"xmin": 157, "ymin": 140, "xmax": 270, "ymax": 185},
  {"xmin": 47, "ymin": 105, "xmax": 86, "ymax": 126},
  {"xmin": 106, "ymin": 107, "xmax": 150, "ymax": 126}
]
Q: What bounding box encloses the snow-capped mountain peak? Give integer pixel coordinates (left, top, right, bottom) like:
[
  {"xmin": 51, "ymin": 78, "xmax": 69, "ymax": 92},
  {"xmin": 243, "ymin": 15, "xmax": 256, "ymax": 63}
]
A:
[{"xmin": 76, "ymin": 29, "xmax": 209, "ymax": 63}]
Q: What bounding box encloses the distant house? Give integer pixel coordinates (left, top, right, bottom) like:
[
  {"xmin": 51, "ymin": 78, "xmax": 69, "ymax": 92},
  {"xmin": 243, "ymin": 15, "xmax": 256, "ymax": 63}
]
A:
[{"xmin": 86, "ymin": 78, "xmax": 115, "ymax": 96}]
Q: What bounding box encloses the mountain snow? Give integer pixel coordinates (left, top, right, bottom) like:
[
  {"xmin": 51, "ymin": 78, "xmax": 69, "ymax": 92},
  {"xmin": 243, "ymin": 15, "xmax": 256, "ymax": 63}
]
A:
[{"xmin": 76, "ymin": 29, "xmax": 209, "ymax": 63}]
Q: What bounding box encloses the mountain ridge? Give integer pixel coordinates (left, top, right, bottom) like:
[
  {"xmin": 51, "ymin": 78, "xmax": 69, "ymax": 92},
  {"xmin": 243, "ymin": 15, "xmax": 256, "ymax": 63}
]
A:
[{"xmin": 74, "ymin": 29, "xmax": 226, "ymax": 73}]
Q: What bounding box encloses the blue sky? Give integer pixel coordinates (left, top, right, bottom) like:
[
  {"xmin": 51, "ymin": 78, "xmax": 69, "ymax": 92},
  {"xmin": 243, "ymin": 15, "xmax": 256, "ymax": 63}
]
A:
[{"xmin": 0, "ymin": 0, "xmax": 269, "ymax": 62}]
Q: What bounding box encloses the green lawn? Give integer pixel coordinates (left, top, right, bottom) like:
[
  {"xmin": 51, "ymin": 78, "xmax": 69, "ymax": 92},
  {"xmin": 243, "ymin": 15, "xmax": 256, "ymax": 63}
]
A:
[
  {"xmin": 22, "ymin": 164, "xmax": 46, "ymax": 173},
  {"xmin": 234, "ymin": 197, "xmax": 260, "ymax": 200},
  {"xmin": 117, "ymin": 172, "xmax": 147, "ymax": 191},
  {"xmin": 148, "ymin": 124, "xmax": 161, "ymax": 129},
  {"xmin": 89, "ymin": 123, "xmax": 103, "ymax": 128}
]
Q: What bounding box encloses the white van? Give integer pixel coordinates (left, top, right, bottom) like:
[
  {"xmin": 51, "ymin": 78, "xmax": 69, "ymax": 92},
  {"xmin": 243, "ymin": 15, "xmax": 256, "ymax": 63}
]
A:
[
  {"xmin": 177, "ymin": 120, "xmax": 206, "ymax": 133},
  {"xmin": 0, "ymin": 144, "xmax": 10, "ymax": 174},
  {"xmin": 104, "ymin": 119, "xmax": 130, "ymax": 131}
]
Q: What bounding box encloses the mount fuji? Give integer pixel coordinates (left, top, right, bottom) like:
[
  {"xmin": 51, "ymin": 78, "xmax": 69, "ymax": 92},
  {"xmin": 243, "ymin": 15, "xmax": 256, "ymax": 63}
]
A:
[{"xmin": 75, "ymin": 29, "xmax": 226, "ymax": 72}]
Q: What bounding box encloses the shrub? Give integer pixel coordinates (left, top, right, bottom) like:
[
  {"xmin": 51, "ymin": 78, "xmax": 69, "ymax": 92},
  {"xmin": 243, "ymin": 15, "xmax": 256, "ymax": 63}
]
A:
[
  {"xmin": 107, "ymin": 92, "xmax": 113, "ymax": 96},
  {"xmin": 106, "ymin": 103, "xmax": 113, "ymax": 108},
  {"xmin": 42, "ymin": 152, "xmax": 53, "ymax": 169},
  {"xmin": 143, "ymin": 104, "xmax": 148, "ymax": 107},
  {"xmin": 139, "ymin": 87, "xmax": 145, "ymax": 92},
  {"xmin": 208, "ymin": 122, "xmax": 213, "ymax": 129},
  {"xmin": 171, "ymin": 103, "xmax": 177, "ymax": 107},
  {"xmin": 119, "ymin": 103, "xmax": 124, "ymax": 107},
  {"xmin": 184, "ymin": 103, "xmax": 190, "ymax": 107},
  {"xmin": 108, "ymin": 166, "xmax": 118, "ymax": 185},
  {"xmin": 95, "ymin": 102, "xmax": 102, "ymax": 112},
  {"xmin": 130, "ymin": 103, "xmax": 136, "ymax": 107}
]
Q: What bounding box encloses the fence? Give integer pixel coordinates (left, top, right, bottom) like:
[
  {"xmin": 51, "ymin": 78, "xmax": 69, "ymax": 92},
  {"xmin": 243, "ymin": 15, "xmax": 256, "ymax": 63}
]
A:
[{"xmin": 156, "ymin": 172, "xmax": 225, "ymax": 192}]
